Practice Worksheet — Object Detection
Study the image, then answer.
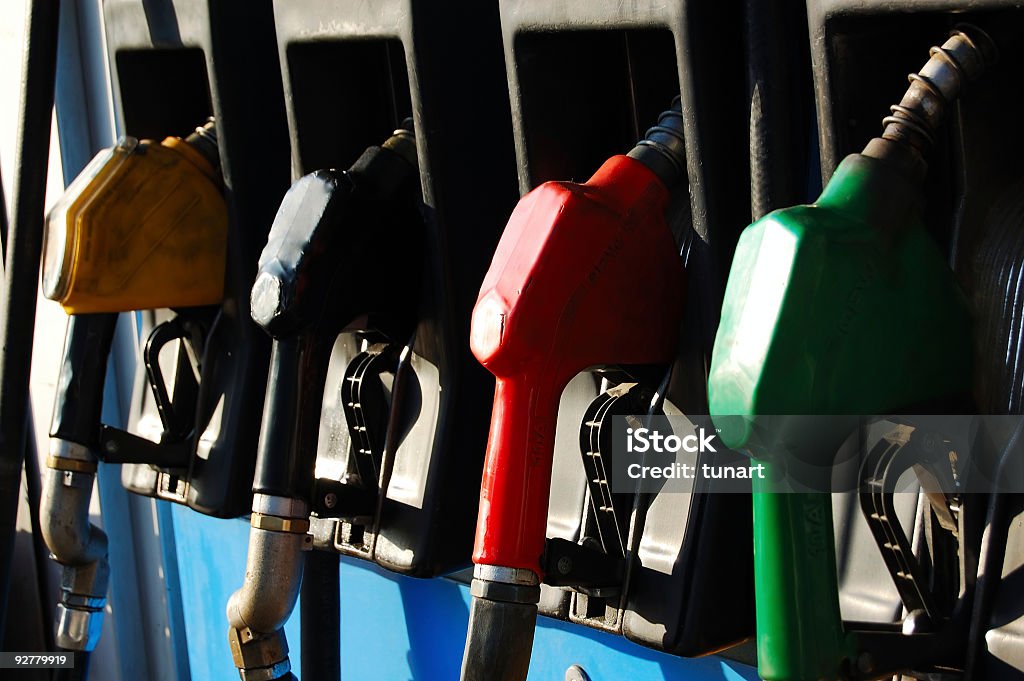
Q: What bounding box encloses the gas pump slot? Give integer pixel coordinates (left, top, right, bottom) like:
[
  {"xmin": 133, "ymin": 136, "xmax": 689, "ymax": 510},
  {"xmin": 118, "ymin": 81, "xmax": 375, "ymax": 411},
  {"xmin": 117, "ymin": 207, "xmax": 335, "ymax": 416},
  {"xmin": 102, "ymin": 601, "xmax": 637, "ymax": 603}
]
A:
[
  {"xmin": 272, "ymin": 0, "xmax": 519, "ymax": 581},
  {"xmin": 857, "ymin": 420, "xmax": 980, "ymax": 638},
  {"xmin": 94, "ymin": 0, "xmax": 292, "ymax": 520},
  {"xmin": 503, "ymin": 19, "xmax": 688, "ymax": 639},
  {"xmin": 472, "ymin": 1, "xmax": 754, "ymax": 667},
  {"xmin": 707, "ymin": 21, "xmax": 1006, "ymax": 679},
  {"xmin": 39, "ymin": 2, "xmax": 291, "ymax": 667},
  {"xmin": 458, "ymin": 54, "xmax": 755, "ymax": 672},
  {"xmin": 279, "ymin": 31, "xmax": 419, "ymax": 570},
  {"xmin": 285, "ymin": 38, "xmax": 411, "ymax": 175},
  {"xmin": 513, "ymin": 29, "xmax": 680, "ymax": 188},
  {"xmin": 114, "ymin": 47, "xmax": 213, "ymax": 139}
]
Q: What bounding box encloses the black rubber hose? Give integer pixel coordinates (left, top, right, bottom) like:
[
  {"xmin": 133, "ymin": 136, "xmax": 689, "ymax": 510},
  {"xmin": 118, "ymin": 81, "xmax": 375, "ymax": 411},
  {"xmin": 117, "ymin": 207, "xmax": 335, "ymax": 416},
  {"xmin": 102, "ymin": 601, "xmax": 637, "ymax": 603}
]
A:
[
  {"xmin": 0, "ymin": 0, "xmax": 61, "ymax": 640},
  {"xmin": 0, "ymin": 163, "xmax": 8, "ymax": 246},
  {"xmin": 23, "ymin": 434, "xmax": 54, "ymax": 653},
  {"xmin": 627, "ymin": 96, "xmax": 686, "ymax": 194}
]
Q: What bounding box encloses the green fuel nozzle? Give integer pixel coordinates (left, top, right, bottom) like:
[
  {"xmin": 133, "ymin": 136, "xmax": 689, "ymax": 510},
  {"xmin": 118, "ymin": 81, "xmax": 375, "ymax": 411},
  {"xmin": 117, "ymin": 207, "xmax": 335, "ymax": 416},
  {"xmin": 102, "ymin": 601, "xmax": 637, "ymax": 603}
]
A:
[{"xmin": 708, "ymin": 25, "xmax": 995, "ymax": 681}]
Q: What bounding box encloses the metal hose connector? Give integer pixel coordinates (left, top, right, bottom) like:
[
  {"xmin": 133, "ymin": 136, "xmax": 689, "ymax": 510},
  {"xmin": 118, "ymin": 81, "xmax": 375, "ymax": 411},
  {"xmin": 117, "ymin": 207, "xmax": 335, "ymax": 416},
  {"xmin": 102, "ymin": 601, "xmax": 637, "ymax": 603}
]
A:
[
  {"xmin": 184, "ymin": 117, "xmax": 220, "ymax": 171},
  {"xmin": 40, "ymin": 439, "xmax": 108, "ymax": 653},
  {"xmin": 227, "ymin": 495, "xmax": 309, "ymax": 681},
  {"xmin": 877, "ymin": 25, "xmax": 997, "ymax": 157},
  {"xmin": 382, "ymin": 117, "xmax": 417, "ymax": 167}
]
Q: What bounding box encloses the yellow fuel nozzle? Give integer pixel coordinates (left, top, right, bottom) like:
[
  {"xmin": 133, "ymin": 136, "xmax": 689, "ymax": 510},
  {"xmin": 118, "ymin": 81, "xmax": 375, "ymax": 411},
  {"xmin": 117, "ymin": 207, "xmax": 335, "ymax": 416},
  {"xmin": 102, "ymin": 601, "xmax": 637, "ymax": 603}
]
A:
[{"xmin": 42, "ymin": 119, "xmax": 228, "ymax": 313}]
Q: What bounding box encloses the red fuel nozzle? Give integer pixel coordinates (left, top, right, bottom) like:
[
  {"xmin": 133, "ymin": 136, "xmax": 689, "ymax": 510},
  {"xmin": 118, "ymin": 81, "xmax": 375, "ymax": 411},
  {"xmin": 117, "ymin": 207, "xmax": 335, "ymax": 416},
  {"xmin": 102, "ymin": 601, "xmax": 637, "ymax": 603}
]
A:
[
  {"xmin": 470, "ymin": 153, "xmax": 686, "ymax": 575},
  {"xmin": 462, "ymin": 100, "xmax": 688, "ymax": 681}
]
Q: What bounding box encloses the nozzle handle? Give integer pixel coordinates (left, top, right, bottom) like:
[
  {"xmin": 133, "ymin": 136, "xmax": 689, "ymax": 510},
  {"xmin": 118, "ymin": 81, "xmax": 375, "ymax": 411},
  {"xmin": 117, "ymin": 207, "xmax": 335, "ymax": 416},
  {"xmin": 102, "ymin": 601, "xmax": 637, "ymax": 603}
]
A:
[
  {"xmin": 252, "ymin": 332, "xmax": 334, "ymax": 499},
  {"xmin": 751, "ymin": 481, "xmax": 850, "ymax": 680},
  {"xmin": 473, "ymin": 376, "xmax": 563, "ymax": 575},
  {"xmin": 249, "ymin": 130, "xmax": 419, "ymax": 497},
  {"xmin": 49, "ymin": 314, "xmax": 117, "ymax": 447}
]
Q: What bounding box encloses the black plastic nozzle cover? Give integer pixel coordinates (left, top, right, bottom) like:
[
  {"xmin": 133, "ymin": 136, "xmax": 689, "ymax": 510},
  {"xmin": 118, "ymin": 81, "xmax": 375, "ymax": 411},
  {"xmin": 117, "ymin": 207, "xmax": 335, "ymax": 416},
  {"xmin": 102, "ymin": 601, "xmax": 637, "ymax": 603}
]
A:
[{"xmin": 249, "ymin": 126, "xmax": 422, "ymax": 500}]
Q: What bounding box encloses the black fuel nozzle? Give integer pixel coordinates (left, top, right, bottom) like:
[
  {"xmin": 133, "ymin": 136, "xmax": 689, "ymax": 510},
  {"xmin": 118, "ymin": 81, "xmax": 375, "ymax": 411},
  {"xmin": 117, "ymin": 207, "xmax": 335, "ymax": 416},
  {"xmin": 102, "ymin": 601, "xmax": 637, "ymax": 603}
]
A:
[
  {"xmin": 249, "ymin": 121, "xmax": 421, "ymax": 499},
  {"xmin": 228, "ymin": 122, "xmax": 422, "ymax": 681},
  {"xmin": 250, "ymin": 121, "xmax": 418, "ymax": 341}
]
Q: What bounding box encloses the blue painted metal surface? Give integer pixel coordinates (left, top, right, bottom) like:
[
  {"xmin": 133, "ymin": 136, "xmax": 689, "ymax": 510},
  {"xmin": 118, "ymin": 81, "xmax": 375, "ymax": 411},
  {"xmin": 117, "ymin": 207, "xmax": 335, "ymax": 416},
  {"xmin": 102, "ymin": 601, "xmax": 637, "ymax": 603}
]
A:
[{"xmin": 170, "ymin": 506, "xmax": 758, "ymax": 681}]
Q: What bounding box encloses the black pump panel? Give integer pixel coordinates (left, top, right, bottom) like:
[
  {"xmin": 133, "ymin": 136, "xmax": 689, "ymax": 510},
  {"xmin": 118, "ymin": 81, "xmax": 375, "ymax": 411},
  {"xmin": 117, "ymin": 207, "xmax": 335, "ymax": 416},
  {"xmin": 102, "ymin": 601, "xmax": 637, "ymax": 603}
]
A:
[
  {"xmin": 102, "ymin": 0, "xmax": 291, "ymax": 518},
  {"xmin": 272, "ymin": 0, "xmax": 519, "ymax": 577},
  {"xmin": 807, "ymin": 2, "xmax": 1024, "ymax": 676},
  {"xmin": 497, "ymin": 0, "xmax": 755, "ymax": 659}
]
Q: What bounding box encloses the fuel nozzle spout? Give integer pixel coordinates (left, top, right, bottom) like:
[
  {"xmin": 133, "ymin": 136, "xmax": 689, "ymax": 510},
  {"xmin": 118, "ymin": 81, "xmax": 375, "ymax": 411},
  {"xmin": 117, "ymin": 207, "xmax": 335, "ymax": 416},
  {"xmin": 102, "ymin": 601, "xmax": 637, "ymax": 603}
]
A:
[
  {"xmin": 862, "ymin": 25, "xmax": 997, "ymax": 177},
  {"xmin": 228, "ymin": 122, "xmax": 421, "ymax": 681},
  {"xmin": 461, "ymin": 566, "xmax": 540, "ymax": 681}
]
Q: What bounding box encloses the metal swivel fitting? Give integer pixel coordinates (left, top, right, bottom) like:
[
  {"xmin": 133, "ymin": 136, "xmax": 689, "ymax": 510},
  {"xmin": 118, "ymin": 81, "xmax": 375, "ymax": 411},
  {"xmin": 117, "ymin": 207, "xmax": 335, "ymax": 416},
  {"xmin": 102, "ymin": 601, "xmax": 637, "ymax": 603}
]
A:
[
  {"xmin": 184, "ymin": 118, "xmax": 220, "ymax": 171},
  {"xmin": 227, "ymin": 495, "xmax": 309, "ymax": 681},
  {"xmin": 865, "ymin": 25, "xmax": 997, "ymax": 171},
  {"xmin": 40, "ymin": 439, "xmax": 109, "ymax": 653}
]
